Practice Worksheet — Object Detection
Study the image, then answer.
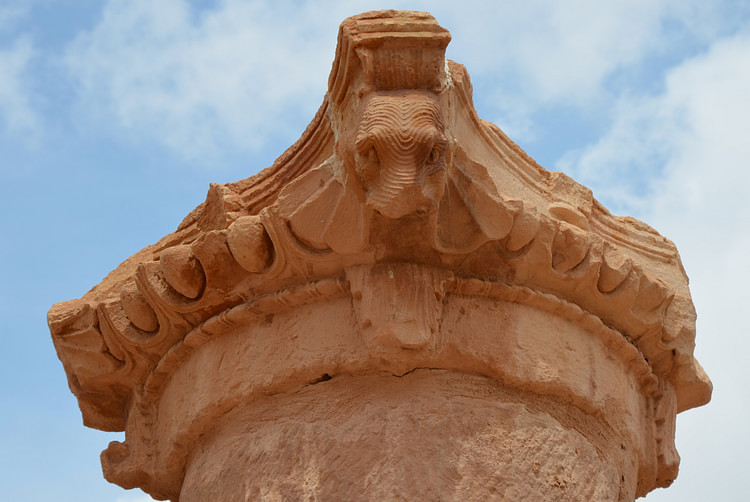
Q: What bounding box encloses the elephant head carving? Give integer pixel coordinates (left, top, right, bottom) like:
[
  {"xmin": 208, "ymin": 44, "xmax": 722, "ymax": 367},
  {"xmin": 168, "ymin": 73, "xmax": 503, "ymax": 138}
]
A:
[{"xmin": 354, "ymin": 91, "xmax": 448, "ymax": 219}]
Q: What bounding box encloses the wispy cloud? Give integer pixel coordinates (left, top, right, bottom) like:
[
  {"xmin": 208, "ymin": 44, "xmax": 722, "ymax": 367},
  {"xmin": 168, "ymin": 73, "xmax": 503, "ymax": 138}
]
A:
[
  {"xmin": 0, "ymin": 36, "xmax": 37, "ymax": 135},
  {"xmin": 64, "ymin": 0, "xmax": 345, "ymax": 160},
  {"xmin": 427, "ymin": 0, "xmax": 668, "ymax": 139},
  {"xmin": 557, "ymin": 31, "xmax": 750, "ymax": 220},
  {"xmin": 649, "ymin": 33, "xmax": 750, "ymax": 228},
  {"xmin": 426, "ymin": 0, "xmax": 745, "ymax": 141},
  {"xmin": 0, "ymin": 5, "xmax": 29, "ymax": 32},
  {"xmin": 446, "ymin": 1, "xmax": 665, "ymax": 97},
  {"xmin": 554, "ymin": 92, "xmax": 685, "ymax": 214}
]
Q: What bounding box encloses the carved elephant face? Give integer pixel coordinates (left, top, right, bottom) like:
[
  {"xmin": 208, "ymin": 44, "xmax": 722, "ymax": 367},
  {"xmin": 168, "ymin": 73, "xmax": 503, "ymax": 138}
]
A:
[{"xmin": 354, "ymin": 91, "xmax": 448, "ymax": 219}]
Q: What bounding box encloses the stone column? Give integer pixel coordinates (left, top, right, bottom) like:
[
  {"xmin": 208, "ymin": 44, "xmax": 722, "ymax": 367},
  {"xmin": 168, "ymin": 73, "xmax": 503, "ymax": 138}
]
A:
[{"xmin": 49, "ymin": 10, "xmax": 710, "ymax": 501}]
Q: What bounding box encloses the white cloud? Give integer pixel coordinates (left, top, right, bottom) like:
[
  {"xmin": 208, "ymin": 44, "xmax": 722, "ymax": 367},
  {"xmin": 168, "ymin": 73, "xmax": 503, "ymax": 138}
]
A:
[
  {"xmin": 0, "ymin": 37, "xmax": 36, "ymax": 135},
  {"xmin": 65, "ymin": 0, "xmax": 344, "ymax": 159},
  {"xmin": 459, "ymin": 1, "xmax": 664, "ymax": 97},
  {"xmin": 426, "ymin": 0, "xmax": 748, "ymax": 142},
  {"xmin": 649, "ymin": 34, "xmax": 750, "ymax": 227},
  {"xmin": 554, "ymin": 93, "xmax": 681, "ymax": 214},
  {"xmin": 425, "ymin": 0, "xmax": 669, "ymax": 138},
  {"xmin": 557, "ymin": 30, "xmax": 750, "ymax": 226},
  {"xmin": 558, "ymin": 30, "xmax": 750, "ymax": 213}
]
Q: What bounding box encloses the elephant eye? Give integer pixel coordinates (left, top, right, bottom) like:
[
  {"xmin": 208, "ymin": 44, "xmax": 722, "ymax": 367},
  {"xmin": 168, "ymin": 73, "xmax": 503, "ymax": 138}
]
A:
[
  {"xmin": 368, "ymin": 147, "xmax": 379, "ymax": 164},
  {"xmin": 357, "ymin": 146, "xmax": 380, "ymax": 184},
  {"xmin": 427, "ymin": 147, "xmax": 441, "ymax": 164}
]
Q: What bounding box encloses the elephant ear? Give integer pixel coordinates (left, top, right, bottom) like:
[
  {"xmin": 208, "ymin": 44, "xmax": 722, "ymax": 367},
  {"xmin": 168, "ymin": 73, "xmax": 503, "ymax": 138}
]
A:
[
  {"xmin": 435, "ymin": 148, "xmax": 520, "ymax": 254},
  {"xmin": 276, "ymin": 159, "xmax": 368, "ymax": 255}
]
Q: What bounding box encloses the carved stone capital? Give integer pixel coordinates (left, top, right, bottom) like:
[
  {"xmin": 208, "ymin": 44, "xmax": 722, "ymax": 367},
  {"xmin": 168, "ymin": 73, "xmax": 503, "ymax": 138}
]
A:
[{"xmin": 49, "ymin": 10, "xmax": 710, "ymax": 501}]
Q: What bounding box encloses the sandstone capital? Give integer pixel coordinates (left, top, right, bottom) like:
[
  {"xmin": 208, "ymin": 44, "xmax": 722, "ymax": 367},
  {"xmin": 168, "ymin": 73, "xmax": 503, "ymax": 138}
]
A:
[{"xmin": 49, "ymin": 10, "xmax": 711, "ymax": 501}]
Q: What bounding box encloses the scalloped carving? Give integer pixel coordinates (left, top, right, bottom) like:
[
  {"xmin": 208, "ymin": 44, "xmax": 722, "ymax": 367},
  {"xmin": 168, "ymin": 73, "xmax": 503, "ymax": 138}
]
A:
[
  {"xmin": 552, "ymin": 223, "xmax": 590, "ymax": 273},
  {"xmin": 226, "ymin": 215, "xmax": 273, "ymax": 273},
  {"xmin": 598, "ymin": 243, "xmax": 633, "ymax": 293},
  {"xmin": 160, "ymin": 245, "xmax": 205, "ymax": 300},
  {"xmin": 120, "ymin": 284, "xmax": 159, "ymax": 333}
]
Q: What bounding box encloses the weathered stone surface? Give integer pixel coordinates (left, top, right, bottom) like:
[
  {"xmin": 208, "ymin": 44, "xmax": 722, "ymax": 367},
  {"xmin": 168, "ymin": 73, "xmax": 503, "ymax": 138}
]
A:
[
  {"xmin": 48, "ymin": 10, "xmax": 710, "ymax": 501},
  {"xmin": 182, "ymin": 372, "xmax": 625, "ymax": 501}
]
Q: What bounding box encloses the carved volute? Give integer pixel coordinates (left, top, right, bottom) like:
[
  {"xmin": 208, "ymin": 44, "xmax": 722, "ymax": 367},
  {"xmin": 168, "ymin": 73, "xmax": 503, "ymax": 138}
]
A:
[{"xmin": 49, "ymin": 10, "xmax": 710, "ymax": 501}]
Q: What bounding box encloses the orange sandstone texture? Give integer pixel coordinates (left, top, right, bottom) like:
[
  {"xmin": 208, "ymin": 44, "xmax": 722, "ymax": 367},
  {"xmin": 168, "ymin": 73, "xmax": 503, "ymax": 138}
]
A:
[{"xmin": 48, "ymin": 10, "xmax": 711, "ymax": 501}]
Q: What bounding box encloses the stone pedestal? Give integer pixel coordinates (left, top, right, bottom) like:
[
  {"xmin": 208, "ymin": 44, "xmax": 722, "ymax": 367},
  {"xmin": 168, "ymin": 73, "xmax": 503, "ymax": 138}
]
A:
[{"xmin": 49, "ymin": 10, "xmax": 710, "ymax": 501}]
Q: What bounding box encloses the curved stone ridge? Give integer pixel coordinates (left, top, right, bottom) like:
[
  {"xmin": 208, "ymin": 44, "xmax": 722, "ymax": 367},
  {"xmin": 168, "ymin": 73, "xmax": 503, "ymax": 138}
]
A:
[{"xmin": 48, "ymin": 10, "xmax": 711, "ymax": 501}]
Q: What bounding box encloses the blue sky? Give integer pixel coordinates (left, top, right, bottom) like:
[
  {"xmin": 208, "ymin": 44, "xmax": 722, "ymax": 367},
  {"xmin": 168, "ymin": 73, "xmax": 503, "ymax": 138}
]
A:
[{"xmin": 1, "ymin": 1, "xmax": 749, "ymax": 500}]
